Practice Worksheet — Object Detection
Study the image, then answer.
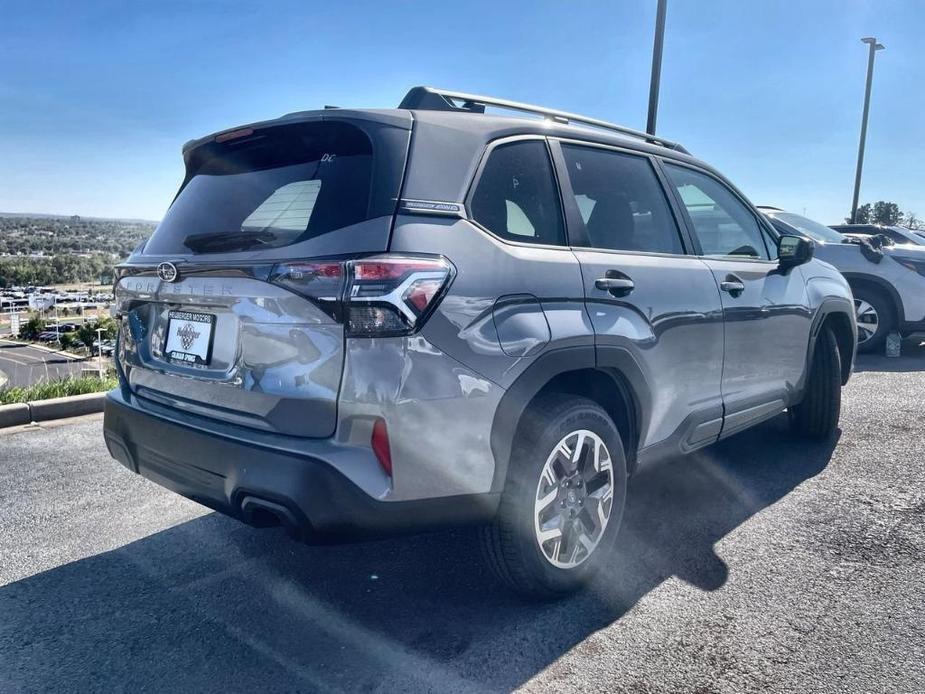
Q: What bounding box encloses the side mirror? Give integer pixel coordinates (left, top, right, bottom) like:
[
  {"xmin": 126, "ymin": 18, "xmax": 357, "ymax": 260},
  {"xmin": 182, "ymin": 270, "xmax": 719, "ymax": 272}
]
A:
[{"xmin": 778, "ymin": 234, "xmax": 814, "ymax": 270}]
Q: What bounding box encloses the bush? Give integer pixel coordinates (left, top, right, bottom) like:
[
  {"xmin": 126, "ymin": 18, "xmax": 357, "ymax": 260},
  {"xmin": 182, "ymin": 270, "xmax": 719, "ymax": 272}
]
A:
[
  {"xmin": 0, "ymin": 375, "xmax": 118, "ymax": 405},
  {"xmin": 19, "ymin": 313, "xmax": 45, "ymax": 340}
]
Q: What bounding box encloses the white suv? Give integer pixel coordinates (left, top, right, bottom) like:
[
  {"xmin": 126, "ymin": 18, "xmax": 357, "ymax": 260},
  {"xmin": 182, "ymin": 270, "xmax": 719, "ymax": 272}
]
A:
[{"xmin": 762, "ymin": 207, "xmax": 925, "ymax": 352}]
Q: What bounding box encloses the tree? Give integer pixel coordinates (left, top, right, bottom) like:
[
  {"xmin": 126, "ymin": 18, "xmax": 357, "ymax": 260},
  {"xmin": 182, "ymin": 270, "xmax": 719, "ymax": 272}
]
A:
[
  {"xmin": 20, "ymin": 313, "xmax": 46, "ymax": 340},
  {"xmin": 847, "ymin": 201, "xmax": 910, "ymax": 226},
  {"xmin": 77, "ymin": 317, "xmax": 118, "ymax": 352},
  {"xmin": 905, "ymin": 213, "xmax": 922, "ymax": 230},
  {"xmin": 872, "ymin": 201, "xmax": 903, "ymax": 226},
  {"xmin": 851, "ymin": 203, "xmax": 872, "ymax": 224}
]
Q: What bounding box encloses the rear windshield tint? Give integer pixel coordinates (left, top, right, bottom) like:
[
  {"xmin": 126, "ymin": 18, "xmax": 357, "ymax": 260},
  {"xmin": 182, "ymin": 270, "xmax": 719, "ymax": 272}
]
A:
[{"xmin": 144, "ymin": 121, "xmax": 374, "ymax": 255}]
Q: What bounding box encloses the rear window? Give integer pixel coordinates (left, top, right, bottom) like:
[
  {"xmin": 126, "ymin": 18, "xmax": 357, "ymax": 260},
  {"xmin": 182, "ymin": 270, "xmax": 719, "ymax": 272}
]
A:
[{"xmin": 144, "ymin": 121, "xmax": 374, "ymax": 255}]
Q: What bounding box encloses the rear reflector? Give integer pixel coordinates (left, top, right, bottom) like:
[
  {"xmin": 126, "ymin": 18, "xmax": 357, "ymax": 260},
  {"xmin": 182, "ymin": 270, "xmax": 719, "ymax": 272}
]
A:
[{"xmin": 371, "ymin": 418, "xmax": 392, "ymax": 477}]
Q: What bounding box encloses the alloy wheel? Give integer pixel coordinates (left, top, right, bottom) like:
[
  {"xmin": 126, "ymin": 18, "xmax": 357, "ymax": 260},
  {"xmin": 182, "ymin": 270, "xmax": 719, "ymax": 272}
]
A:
[
  {"xmin": 533, "ymin": 429, "xmax": 615, "ymax": 569},
  {"xmin": 854, "ymin": 298, "xmax": 879, "ymax": 345}
]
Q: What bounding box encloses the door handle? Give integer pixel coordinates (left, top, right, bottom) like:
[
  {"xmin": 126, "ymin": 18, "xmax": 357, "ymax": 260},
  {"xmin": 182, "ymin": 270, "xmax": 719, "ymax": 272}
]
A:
[
  {"xmin": 595, "ymin": 277, "xmax": 635, "ymax": 296},
  {"xmin": 719, "ymin": 275, "xmax": 745, "ymax": 297}
]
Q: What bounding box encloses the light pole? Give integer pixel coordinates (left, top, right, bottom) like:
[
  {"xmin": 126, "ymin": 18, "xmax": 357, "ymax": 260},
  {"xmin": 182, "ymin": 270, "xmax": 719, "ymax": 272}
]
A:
[
  {"xmin": 646, "ymin": 0, "xmax": 668, "ymax": 136},
  {"xmin": 96, "ymin": 327, "xmax": 105, "ymax": 380},
  {"xmin": 850, "ymin": 37, "xmax": 885, "ymax": 224}
]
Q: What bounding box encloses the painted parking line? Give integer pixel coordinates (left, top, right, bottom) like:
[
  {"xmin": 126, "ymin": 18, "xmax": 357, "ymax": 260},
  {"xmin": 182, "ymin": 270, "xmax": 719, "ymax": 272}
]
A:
[
  {"xmin": 6, "ymin": 344, "xmax": 84, "ymax": 361},
  {"xmin": 0, "ymin": 353, "xmax": 39, "ymax": 367},
  {"xmin": 0, "ymin": 350, "xmax": 58, "ymax": 366}
]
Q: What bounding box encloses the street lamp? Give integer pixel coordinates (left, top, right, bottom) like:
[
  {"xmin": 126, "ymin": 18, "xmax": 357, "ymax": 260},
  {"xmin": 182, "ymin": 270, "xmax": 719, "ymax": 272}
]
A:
[
  {"xmin": 646, "ymin": 0, "xmax": 668, "ymax": 136},
  {"xmin": 850, "ymin": 37, "xmax": 885, "ymax": 224},
  {"xmin": 95, "ymin": 327, "xmax": 106, "ymax": 380}
]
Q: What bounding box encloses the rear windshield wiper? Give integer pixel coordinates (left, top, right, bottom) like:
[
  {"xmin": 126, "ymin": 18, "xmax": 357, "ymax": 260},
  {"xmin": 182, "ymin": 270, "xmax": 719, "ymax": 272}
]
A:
[{"xmin": 183, "ymin": 230, "xmax": 277, "ymax": 253}]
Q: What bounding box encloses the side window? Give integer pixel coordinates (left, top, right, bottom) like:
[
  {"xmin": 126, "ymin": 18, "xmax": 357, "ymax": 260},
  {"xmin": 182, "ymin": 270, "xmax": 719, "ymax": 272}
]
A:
[
  {"xmin": 470, "ymin": 140, "xmax": 566, "ymax": 246},
  {"xmin": 664, "ymin": 164, "xmax": 771, "ymax": 260},
  {"xmin": 560, "ymin": 144, "xmax": 684, "ymax": 254}
]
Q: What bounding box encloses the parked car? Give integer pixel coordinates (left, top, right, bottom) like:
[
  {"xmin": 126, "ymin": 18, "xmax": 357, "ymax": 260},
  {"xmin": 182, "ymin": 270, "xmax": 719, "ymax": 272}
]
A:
[
  {"xmin": 762, "ymin": 208, "xmax": 925, "ymax": 352},
  {"xmin": 104, "ymin": 87, "xmax": 856, "ymax": 597},
  {"xmin": 830, "ymin": 223, "xmax": 925, "ymax": 247},
  {"xmin": 93, "ymin": 339, "xmax": 115, "ymax": 356},
  {"xmin": 35, "ymin": 324, "xmax": 79, "ymax": 343}
]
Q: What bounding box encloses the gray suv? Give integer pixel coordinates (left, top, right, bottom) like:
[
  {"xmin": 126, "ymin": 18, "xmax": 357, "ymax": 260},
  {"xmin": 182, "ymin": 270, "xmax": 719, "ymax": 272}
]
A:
[{"xmin": 104, "ymin": 87, "xmax": 856, "ymax": 597}]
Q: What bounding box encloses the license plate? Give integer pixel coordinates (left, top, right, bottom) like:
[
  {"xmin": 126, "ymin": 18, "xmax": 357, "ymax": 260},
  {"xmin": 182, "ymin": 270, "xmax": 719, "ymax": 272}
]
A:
[{"xmin": 164, "ymin": 310, "xmax": 215, "ymax": 366}]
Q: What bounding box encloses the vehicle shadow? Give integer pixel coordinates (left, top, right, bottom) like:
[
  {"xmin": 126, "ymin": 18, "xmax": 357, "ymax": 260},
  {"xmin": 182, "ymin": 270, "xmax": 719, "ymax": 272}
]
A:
[
  {"xmin": 0, "ymin": 416, "xmax": 837, "ymax": 693},
  {"xmin": 854, "ymin": 339, "xmax": 925, "ymax": 373}
]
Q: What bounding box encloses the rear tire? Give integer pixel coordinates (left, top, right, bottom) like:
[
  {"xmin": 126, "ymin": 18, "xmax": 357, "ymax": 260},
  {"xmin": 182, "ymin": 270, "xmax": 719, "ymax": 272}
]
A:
[
  {"xmin": 481, "ymin": 394, "xmax": 628, "ymax": 599},
  {"xmin": 852, "ymin": 285, "xmax": 894, "ymax": 354},
  {"xmin": 790, "ymin": 327, "xmax": 841, "ymax": 440}
]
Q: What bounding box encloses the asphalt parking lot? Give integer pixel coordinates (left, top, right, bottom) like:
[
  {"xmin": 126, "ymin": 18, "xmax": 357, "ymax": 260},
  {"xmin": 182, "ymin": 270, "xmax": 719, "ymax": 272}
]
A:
[
  {"xmin": 1, "ymin": 348, "xmax": 923, "ymax": 693},
  {"xmin": 0, "ymin": 339, "xmax": 85, "ymax": 388}
]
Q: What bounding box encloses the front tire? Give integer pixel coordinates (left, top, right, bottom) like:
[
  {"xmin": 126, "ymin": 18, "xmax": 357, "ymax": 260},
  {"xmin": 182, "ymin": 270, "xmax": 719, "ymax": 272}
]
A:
[
  {"xmin": 790, "ymin": 327, "xmax": 841, "ymax": 439},
  {"xmin": 481, "ymin": 394, "xmax": 628, "ymax": 599}
]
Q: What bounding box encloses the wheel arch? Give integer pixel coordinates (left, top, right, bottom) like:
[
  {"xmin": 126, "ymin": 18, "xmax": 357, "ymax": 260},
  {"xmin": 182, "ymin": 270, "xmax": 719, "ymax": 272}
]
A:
[
  {"xmin": 807, "ymin": 298, "xmax": 856, "ymax": 386},
  {"xmin": 842, "ymin": 272, "xmax": 904, "ymax": 324},
  {"xmin": 489, "ymin": 347, "xmax": 646, "ymax": 492}
]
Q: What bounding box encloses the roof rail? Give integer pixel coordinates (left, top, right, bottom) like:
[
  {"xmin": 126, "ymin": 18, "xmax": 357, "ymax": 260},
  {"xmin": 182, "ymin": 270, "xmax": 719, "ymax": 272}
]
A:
[{"xmin": 399, "ymin": 86, "xmax": 689, "ymax": 154}]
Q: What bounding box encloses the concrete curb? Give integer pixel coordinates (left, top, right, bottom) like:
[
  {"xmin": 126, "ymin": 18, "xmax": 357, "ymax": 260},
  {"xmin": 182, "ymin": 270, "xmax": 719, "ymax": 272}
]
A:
[
  {"xmin": 0, "ymin": 392, "xmax": 106, "ymax": 428},
  {"xmin": 0, "ymin": 403, "xmax": 31, "ymax": 427}
]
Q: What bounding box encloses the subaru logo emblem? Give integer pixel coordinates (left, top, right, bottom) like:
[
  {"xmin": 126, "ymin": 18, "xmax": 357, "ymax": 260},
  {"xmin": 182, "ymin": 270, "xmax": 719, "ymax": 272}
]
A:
[{"xmin": 157, "ymin": 262, "xmax": 179, "ymax": 283}]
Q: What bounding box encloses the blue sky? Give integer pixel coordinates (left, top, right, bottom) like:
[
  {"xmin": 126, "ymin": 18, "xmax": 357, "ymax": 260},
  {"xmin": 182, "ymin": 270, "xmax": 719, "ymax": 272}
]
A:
[{"xmin": 1, "ymin": 0, "xmax": 921, "ymax": 224}]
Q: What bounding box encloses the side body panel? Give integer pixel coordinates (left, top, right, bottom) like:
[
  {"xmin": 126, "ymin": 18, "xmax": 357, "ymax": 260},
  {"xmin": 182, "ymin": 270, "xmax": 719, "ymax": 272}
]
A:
[
  {"xmin": 388, "ymin": 214, "xmax": 593, "ymax": 495},
  {"xmin": 388, "ymin": 215, "xmax": 593, "ymax": 390},
  {"xmin": 698, "ymin": 258, "xmax": 813, "ymax": 436},
  {"xmin": 572, "ymin": 250, "xmax": 726, "ymax": 449},
  {"xmin": 337, "ymin": 334, "xmax": 504, "ymax": 501}
]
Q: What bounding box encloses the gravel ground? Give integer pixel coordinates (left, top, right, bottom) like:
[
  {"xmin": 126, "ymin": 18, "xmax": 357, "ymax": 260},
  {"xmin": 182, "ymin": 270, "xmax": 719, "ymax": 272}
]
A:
[{"xmin": 0, "ymin": 350, "xmax": 923, "ymax": 693}]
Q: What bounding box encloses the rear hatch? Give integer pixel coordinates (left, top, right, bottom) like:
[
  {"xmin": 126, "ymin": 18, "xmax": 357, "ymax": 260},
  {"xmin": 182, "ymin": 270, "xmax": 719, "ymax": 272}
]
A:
[{"xmin": 114, "ymin": 113, "xmax": 411, "ymax": 437}]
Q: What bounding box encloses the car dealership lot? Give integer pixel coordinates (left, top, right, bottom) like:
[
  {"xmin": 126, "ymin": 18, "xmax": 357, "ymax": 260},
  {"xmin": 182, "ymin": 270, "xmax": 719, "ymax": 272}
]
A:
[{"xmin": 1, "ymin": 350, "xmax": 924, "ymax": 693}]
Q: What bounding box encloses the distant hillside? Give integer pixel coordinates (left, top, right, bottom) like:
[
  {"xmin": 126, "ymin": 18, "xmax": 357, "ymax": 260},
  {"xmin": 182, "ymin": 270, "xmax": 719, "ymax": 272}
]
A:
[
  {"xmin": 0, "ymin": 214, "xmax": 157, "ymax": 287},
  {"xmin": 0, "ymin": 214, "xmax": 155, "ymax": 257}
]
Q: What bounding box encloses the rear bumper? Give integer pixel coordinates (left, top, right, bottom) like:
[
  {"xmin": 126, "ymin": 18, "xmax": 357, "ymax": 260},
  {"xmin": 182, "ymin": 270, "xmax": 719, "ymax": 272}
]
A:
[{"xmin": 103, "ymin": 389, "xmax": 500, "ymax": 541}]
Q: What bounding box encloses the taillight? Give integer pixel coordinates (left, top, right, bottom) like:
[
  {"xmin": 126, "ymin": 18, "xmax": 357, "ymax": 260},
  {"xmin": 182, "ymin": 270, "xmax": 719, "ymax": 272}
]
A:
[
  {"xmin": 270, "ymin": 255, "xmax": 453, "ymax": 336},
  {"xmin": 346, "ymin": 256, "xmax": 453, "ymax": 336},
  {"xmin": 268, "ymin": 261, "xmax": 346, "ymax": 320}
]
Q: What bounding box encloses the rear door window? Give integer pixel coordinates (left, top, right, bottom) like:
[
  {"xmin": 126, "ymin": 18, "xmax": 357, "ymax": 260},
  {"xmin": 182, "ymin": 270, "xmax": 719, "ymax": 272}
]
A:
[
  {"xmin": 560, "ymin": 144, "xmax": 684, "ymax": 254},
  {"xmin": 144, "ymin": 121, "xmax": 374, "ymax": 255},
  {"xmin": 470, "ymin": 140, "xmax": 566, "ymax": 246}
]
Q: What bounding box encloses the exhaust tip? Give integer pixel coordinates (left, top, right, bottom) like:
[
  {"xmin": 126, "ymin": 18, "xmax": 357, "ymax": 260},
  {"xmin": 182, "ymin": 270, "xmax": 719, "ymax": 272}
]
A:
[{"xmin": 239, "ymin": 495, "xmax": 300, "ymax": 530}]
